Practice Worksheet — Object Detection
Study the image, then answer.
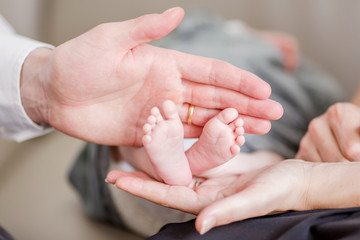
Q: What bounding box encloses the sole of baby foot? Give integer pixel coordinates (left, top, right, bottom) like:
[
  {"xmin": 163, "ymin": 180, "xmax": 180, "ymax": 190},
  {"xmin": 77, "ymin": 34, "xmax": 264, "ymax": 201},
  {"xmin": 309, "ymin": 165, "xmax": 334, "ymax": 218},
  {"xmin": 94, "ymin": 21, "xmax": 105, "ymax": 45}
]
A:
[
  {"xmin": 186, "ymin": 108, "xmax": 245, "ymax": 174},
  {"xmin": 142, "ymin": 100, "xmax": 192, "ymax": 186}
]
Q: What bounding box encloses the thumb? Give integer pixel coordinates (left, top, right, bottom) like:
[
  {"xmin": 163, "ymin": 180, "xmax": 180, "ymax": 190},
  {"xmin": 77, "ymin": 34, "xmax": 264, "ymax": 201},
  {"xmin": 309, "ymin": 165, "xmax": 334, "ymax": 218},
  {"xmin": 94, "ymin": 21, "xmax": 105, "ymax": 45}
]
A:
[
  {"xmin": 195, "ymin": 190, "xmax": 276, "ymax": 235},
  {"xmin": 123, "ymin": 7, "xmax": 184, "ymax": 49}
]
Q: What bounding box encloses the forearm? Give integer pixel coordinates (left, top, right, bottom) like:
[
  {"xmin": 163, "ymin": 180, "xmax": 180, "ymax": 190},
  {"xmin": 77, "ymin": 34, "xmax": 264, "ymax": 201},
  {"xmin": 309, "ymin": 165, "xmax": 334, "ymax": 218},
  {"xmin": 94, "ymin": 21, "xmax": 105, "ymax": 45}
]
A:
[{"xmin": 300, "ymin": 161, "xmax": 360, "ymax": 210}]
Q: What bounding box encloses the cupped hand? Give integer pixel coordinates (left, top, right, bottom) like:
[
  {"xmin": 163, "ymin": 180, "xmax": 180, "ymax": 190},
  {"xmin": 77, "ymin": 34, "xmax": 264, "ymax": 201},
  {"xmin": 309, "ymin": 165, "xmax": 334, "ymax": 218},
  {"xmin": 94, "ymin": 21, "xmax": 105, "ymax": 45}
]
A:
[
  {"xmin": 296, "ymin": 102, "xmax": 360, "ymax": 162},
  {"xmin": 22, "ymin": 7, "xmax": 283, "ymax": 146},
  {"xmin": 106, "ymin": 159, "xmax": 310, "ymax": 234}
]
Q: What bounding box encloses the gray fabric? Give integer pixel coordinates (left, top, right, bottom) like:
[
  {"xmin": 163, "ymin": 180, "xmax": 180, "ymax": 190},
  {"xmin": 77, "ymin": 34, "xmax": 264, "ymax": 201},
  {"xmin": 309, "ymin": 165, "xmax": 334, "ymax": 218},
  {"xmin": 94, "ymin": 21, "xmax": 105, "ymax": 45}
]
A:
[
  {"xmin": 68, "ymin": 11, "xmax": 345, "ymax": 229},
  {"xmin": 68, "ymin": 144, "xmax": 124, "ymax": 227},
  {"xmin": 0, "ymin": 226, "xmax": 14, "ymax": 240}
]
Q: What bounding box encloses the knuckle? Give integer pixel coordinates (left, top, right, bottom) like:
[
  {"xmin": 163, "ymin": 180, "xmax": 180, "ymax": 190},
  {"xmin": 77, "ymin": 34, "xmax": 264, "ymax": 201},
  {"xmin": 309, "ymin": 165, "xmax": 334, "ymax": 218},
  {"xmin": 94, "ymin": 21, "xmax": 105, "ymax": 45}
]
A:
[
  {"xmin": 295, "ymin": 151, "xmax": 303, "ymax": 160},
  {"xmin": 327, "ymin": 102, "xmax": 347, "ymax": 119},
  {"xmin": 343, "ymin": 141, "xmax": 360, "ymax": 161},
  {"xmin": 307, "ymin": 119, "xmax": 321, "ymax": 137},
  {"xmin": 297, "ymin": 140, "xmax": 309, "ymax": 157},
  {"xmin": 298, "ymin": 138, "xmax": 307, "ymax": 151}
]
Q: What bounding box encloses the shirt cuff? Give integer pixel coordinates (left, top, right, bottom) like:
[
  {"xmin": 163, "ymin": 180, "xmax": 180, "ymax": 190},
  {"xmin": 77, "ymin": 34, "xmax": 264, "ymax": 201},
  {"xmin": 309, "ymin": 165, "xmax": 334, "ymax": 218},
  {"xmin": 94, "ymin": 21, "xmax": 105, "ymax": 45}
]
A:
[{"xmin": 0, "ymin": 34, "xmax": 54, "ymax": 142}]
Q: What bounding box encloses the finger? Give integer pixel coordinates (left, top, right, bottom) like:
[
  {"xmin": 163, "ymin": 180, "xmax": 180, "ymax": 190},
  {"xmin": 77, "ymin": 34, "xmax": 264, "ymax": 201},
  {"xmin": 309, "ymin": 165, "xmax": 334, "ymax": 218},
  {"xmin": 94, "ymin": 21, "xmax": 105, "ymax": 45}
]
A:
[
  {"xmin": 106, "ymin": 170, "xmax": 152, "ymax": 184},
  {"xmin": 307, "ymin": 117, "xmax": 344, "ymax": 162},
  {"xmin": 238, "ymin": 115, "xmax": 271, "ymax": 135},
  {"xmin": 174, "ymin": 51, "xmax": 272, "ymax": 100},
  {"xmin": 111, "ymin": 170, "xmax": 202, "ymax": 214},
  {"xmin": 106, "ymin": 170, "xmax": 121, "ymax": 184},
  {"xmin": 327, "ymin": 104, "xmax": 360, "ymax": 161},
  {"xmin": 106, "ymin": 7, "xmax": 184, "ymax": 50},
  {"xmin": 195, "ymin": 190, "xmax": 274, "ymax": 235},
  {"xmin": 337, "ymin": 129, "xmax": 360, "ymax": 161},
  {"xmin": 296, "ymin": 133, "xmax": 322, "ymax": 162},
  {"xmin": 183, "ymin": 124, "xmax": 203, "ymax": 138},
  {"xmin": 178, "ymin": 104, "xmax": 220, "ymax": 126},
  {"xmin": 179, "ymin": 104, "xmax": 272, "ymax": 135},
  {"xmin": 182, "ymin": 81, "xmax": 283, "ymax": 121}
]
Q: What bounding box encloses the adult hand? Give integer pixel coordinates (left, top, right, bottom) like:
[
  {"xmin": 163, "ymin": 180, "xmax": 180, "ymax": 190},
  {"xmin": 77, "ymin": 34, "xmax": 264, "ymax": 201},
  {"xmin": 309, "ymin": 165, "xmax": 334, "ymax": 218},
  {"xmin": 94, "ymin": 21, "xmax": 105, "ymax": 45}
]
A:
[
  {"xmin": 106, "ymin": 160, "xmax": 310, "ymax": 234},
  {"xmin": 296, "ymin": 103, "xmax": 360, "ymax": 162},
  {"xmin": 20, "ymin": 7, "xmax": 282, "ymax": 146}
]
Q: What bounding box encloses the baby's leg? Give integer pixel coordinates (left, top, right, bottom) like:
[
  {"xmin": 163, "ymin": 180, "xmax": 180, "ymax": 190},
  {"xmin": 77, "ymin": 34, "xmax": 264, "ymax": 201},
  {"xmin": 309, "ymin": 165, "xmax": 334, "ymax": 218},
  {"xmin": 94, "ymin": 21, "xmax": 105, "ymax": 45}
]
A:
[
  {"xmin": 186, "ymin": 108, "xmax": 245, "ymax": 174},
  {"xmin": 142, "ymin": 100, "xmax": 192, "ymax": 186},
  {"xmin": 117, "ymin": 146, "xmax": 162, "ymax": 182}
]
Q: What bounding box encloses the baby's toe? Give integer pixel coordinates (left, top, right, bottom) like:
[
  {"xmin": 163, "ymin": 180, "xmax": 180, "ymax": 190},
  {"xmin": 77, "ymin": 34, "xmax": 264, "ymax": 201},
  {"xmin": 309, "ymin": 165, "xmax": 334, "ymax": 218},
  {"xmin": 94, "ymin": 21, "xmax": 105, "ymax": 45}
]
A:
[
  {"xmin": 236, "ymin": 135, "xmax": 246, "ymax": 146},
  {"xmin": 143, "ymin": 123, "xmax": 152, "ymax": 134},
  {"xmin": 162, "ymin": 100, "xmax": 180, "ymax": 120},
  {"xmin": 142, "ymin": 134, "xmax": 152, "ymax": 145},
  {"xmin": 150, "ymin": 107, "xmax": 163, "ymax": 123},
  {"xmin": 147, "ymin": 115, "xmax": 157, "ymax": 125},
  {"xmin": 217, "ymin": 108, "xmax": 238, "ymax": 125},
  {"xmin": 230, "ymin": 145, "xmax": 240, "ymax": 155},
  {"xmin": 235, "ymin": 126, "xmax": 245, "ymax": 136},
  {"xmin": 234, "ymin": 118, "xmax": 244, "ymax": 127}
]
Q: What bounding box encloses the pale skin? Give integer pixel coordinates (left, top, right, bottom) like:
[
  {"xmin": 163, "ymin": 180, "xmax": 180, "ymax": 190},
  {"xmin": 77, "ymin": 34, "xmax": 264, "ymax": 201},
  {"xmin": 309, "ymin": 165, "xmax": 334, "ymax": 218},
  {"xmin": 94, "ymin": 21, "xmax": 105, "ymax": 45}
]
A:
[
  {"xmin": 103, "ymin": 25, "xmax": 360, "ymax": 235},
  {"xmin": 20, "ymin": 7, "xmax": 283, "ymax": 146},
  {"xmin": 296, "ymin": 85, "xmax": 360, "ymax": 162},
  {"xmin": 107, "ymin": 83, "xmax": 360, "ymax": 234},
  {"xmin": 104, "ymin": 26, "xmax": 305, "ymax": 232},
  {"xmin": 107, "ymin": 158, "xmax": 360, "ymax": 235},
  {"xmin": 113, "ymin": 91, "xmax": 360, "ymax": 234},
  {"xmin": 118, "ymin": 100, "xmax": 246, "ymax": 186},
  {"xmin": 109, "ymin": 101, "xmax": 284, "ymax": 232},
  {"xmin": 112, "ymin": 29, "xmax": 299, "ymax": 185},
  {"xmin": 111, "ymin": 25, "xmax": 298, "ymax": 184},
  {"xmin": 107, "ymin": 88, "xmax": 360, "ymax": 234}
]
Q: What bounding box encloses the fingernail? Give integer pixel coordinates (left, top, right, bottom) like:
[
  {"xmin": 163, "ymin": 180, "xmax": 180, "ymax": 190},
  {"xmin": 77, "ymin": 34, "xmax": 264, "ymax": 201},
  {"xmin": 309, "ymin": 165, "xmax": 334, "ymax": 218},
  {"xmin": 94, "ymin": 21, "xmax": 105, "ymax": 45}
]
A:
[
  {"xmin": 200, "ymin": 216, "xmax": 216, "ymax": 235},
  {"xmin": 105, "ymin": 179, "xmax": 109, "ymax": 183}
]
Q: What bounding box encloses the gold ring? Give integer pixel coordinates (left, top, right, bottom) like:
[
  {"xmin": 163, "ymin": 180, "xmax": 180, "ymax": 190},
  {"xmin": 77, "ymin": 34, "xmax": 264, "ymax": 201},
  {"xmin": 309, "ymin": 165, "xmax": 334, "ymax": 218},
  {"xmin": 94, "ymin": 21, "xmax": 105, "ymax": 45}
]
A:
[
  {"xmin": 194, "ymin": 180, "xmax": 202, "ymax": 188},
  {"xmin": 187, "ymin": 104, "xmax": 195, "ymax": 125}
]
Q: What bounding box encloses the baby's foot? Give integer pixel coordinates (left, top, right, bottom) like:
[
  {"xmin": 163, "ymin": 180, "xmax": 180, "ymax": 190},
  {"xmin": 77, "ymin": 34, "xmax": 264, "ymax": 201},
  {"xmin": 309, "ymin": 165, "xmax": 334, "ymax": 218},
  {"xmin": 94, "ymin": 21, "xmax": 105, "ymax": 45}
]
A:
[
  {"xmin": 142, "ymin": 100, "xmax": 192, "ymax": 186},
  {"xmin": 186, "ymin": 108, "xmax": 245, "ymax": 174}
]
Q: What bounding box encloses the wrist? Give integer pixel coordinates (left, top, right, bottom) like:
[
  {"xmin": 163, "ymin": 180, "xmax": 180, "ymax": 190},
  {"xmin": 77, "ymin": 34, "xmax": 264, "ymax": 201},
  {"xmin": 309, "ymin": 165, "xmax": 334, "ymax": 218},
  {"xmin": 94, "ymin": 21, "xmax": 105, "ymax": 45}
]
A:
[
  {"xmin": 281, "ymin": 160, "xmax": 318, "ymax": 211},
  {"xmin": 20, "ymin": 47, "xmax": 53, "ymax": 126},
  {"xmin": 302, "ymin": 162, "xmax": 360, "ymax": 210},
  {"xmin": 294, "ymin": 160, "xmax": 319, "ymax": 211}
]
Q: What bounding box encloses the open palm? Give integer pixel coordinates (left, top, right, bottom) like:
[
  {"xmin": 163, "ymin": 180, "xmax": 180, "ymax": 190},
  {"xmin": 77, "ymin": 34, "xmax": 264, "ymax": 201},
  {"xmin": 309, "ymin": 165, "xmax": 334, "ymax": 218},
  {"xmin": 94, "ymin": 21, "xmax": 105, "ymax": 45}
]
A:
[
  {"xmin": 43, "ymin": 8, "xmax": 282, "ymax": 146},
  {"xmin": 107, "ymin": 159, "xmax": 307, "ymax": 233}
]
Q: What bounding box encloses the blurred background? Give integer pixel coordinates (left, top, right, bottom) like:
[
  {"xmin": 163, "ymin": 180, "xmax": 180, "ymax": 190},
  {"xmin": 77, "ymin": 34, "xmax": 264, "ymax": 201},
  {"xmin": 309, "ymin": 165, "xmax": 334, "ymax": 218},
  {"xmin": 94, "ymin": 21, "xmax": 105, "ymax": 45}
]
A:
[{"xmin": 0, "ymin": 0, "xmax": 359, "ymax": 239}]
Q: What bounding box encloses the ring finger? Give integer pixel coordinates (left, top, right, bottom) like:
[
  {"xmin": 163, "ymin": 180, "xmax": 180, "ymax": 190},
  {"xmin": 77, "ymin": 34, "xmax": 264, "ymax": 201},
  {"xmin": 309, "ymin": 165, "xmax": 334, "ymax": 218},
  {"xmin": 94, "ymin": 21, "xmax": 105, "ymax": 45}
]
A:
[{"xmin": 178, "ymin": 104, "xmax": 271, "ymax": 135}]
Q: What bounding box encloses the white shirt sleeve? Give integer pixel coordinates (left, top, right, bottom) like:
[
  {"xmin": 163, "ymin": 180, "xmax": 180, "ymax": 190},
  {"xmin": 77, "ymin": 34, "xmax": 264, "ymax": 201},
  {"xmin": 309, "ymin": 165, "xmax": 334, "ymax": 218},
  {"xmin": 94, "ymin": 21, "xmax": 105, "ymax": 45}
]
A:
[{"xmin": 0, "ymin": 15, "xmax": 54, "ymax": 142}]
